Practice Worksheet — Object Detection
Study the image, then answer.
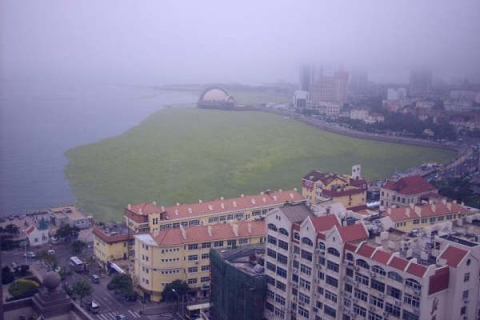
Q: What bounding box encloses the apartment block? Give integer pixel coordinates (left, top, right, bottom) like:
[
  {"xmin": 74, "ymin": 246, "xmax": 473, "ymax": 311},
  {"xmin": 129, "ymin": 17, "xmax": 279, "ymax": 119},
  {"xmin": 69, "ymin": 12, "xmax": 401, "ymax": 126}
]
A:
[
  {"xmin": 134, "ymin": 219, "xmax": 265, "ymax": 302},
  {"xmin": 263, "ymin": 203, "xmax": 480, "ymax": 320},
  {"xmin": 302, "ymin": 168, "xmax": 367, "ymax": 211}
]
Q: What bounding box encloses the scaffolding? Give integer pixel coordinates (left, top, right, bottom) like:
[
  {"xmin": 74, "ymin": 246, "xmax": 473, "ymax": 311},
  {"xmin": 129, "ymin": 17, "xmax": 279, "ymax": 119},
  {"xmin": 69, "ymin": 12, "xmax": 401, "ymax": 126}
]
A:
[{"xmin": 210, "ymin": 246, "xmax": 266, "ymax": 320}]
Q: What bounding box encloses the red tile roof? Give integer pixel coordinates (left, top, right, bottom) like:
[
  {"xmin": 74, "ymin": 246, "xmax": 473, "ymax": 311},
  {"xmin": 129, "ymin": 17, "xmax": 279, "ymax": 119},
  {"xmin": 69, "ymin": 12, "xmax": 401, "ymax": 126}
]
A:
[
  {"xmin": 388, "ymin": 256, "xmax": 409, "ymax": 271},
  {"xmin": 383, "ymin": 175, "xmax": 436, "ymax": 195},
  {"xmin": 127, "ymin": 202, "xmax": 162, "ymax": 216},
  {"xmin": 338, "ymin": 224, "xmax": 369, "ymax": 243},
  {"xmin": 25, "ymin": 226, "xmax": 35, "ymax": 236},
  {"xmin": 385, "ymin": 202, "xmax": 470, "ymax": 223},
  {"xmin": 356, "ymin": 243, "xmax": 376, "ymax": 258},
  {"xmin": 302, "ymin": 170, "xmax": 347, "ymax": 186},
  {"xmin": 372, "ymin": 250, "xmax": 393, "ymax": 264},
  {"xmin": 428, "ymin": 266, "xmax": 449, "ymax": 295},
  {"xmin": 344, "ymin": 242, "xmax": 358, "ymax": 252},
  {"xmin": 127, "ymin": 190, "xmax": 305, "ymax": 222},
  {"xmin": 439, "ymin": 245, "xmax": 469, "ymax": 267},
  {"xmin": 406, "ymin": 262, "xmax": 428, "ymax": 278},
  {"xmin": 152, "ymin": 219, "xmax": 265, "ymax": 246},
  {"xmin": 310, "ymin": 215, "xmax": 340, "ymax": 233}
]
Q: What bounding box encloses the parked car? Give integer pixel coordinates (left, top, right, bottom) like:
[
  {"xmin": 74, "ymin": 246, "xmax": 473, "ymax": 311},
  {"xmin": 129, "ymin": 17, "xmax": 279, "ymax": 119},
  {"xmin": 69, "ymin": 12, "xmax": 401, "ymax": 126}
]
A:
[
  {"xmin": 87, "ymin": 301, "xmax": 100, "ymax": 314},
  {"xmin": 47, "ymin": 249, "xmax": 55, "ymax": 255},
  {"xmin": 23, "ymin": 251, "xmax": 36, "ymax": 258},
  {"xmin": 50, "ymin": 236, "xmax": 61, "ymax": 245},
  {"xmin": 91, "ymin": 274, "xmax": 100, "ymax": 284},
  {"xmin": 115, "ymin": 315, "xmax": 128, "ymax": 320}
]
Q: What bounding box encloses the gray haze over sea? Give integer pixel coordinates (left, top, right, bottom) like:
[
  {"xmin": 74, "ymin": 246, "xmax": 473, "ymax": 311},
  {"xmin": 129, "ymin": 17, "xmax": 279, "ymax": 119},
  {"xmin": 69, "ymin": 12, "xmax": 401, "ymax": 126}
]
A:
[{"xmin": 0, "ymin": 80, "xmax": 196, "ymax": 216}]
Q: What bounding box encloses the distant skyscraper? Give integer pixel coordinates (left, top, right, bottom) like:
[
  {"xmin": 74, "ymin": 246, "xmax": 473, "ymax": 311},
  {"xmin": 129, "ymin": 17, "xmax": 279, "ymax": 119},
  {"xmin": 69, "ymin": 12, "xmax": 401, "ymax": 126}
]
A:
[
  {"xmin": 299, "ymin": 65, "xmax": 314, "ymax": 92},
  {"xmin": 409, "ymin": 67, "xmax": 432, "ymax": 97},
  {"xmin": 309, "ymin": 68, "xmax": 349, "ymax": 106},
  {"xmin": 349, "ymin": 70, "xmax": 368, "ymax": 95}
]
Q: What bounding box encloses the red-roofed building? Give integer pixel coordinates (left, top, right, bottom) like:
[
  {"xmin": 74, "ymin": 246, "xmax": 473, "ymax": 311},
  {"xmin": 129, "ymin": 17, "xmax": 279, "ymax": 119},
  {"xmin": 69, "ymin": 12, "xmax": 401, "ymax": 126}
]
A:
[
  {"xmin": 381, "ymin": 175, "xmax": 438, "ymax": 208},
  {"xmin": 302, "ymin": 167, "xmax": 367, "ymax": 210},
  {"xmin": 439, "ymin": 245, "xmax": 469, "ymax": 267},
  {"xmin": 134, "ymin": 219, "xmax": 266, "ymax": 302}
]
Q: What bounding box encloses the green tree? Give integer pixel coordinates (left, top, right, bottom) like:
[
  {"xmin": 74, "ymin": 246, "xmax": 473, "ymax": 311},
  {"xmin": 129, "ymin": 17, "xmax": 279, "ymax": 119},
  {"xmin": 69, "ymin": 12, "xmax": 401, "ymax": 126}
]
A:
[
  {"xmin": 56, "ymin": 224, "xmax": 80, "ymax": 239},
  {"xmin": 39, "ymin": 250, "xmax": 58, "ymax": 268},
  {"xmin": 3, "ymin": 224, "xmax": 19, "ymax": 234},
  {"xmin": 107, "ymin": 273, "xmax": 133, "ymax": 295},
  {"xmin": 71, "ymin": 280, "xmax": 92, "ymax": 305},
  {"xmin": 2, "ymin": 266, "xmax": 15, "ymax": 284},
  {"xmin": 71, "ymin": 240, "xmax": 86, "ymax": 255},
  {"xmin": 161, "ymin": 280, "xmax": 189, "ymax": 302}
]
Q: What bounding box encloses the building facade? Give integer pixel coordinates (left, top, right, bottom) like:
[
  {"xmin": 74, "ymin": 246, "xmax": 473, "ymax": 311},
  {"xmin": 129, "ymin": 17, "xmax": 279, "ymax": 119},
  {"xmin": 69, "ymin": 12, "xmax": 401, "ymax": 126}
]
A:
[
  {"xmin": 264, "ymin": 203, "xmax": 480, "ymax": 320},
  {"xmin": 380, "ymin": 175, "xmax": 438, "ymax": 209},
  {"xmin": 302, "ymin": 168, "xmax": 368, "ymax": 211},
  {"xmin": 134, "ymin": 220, "xmax": 266, "ymax": 302}
]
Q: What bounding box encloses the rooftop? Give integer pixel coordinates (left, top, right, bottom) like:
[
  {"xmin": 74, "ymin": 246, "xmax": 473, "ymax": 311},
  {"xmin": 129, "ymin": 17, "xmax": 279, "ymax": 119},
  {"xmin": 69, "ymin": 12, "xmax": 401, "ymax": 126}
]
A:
[
  {"xmin": 382, "ymin": 175, "xmax": 437, "ymax": 195},
  {"xmin": 126, "ymin": 189, "xmax": 305, "ymax": 221},
  {"xmin": 92, "ymin": 224, "xmax": 132, "ymax": 243},
  {"xmin": 278, "ymin": 203, "xmax": 314, "ymax": 223},
  {"xmin": 384, "ymin": 201, "xmax": 470, "ymax": 223},
  {"xmin": 217, "ymin": 244, "xmax": 266, "ymax": 277}
]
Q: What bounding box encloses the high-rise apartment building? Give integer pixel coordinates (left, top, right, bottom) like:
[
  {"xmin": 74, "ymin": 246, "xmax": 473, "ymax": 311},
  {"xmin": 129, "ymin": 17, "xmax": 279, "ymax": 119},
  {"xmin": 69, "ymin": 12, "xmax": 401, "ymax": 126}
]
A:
[
  {"xmin": 409, "ymin": 68, "xmax": 432, "ymax": 97},
  {"xmin": 263, "ymin": 203, "xmax": 480, "ymax": 320},
  {"xmin": 309, "ymin": 69, "xmax": 349, "ymax": 107}
]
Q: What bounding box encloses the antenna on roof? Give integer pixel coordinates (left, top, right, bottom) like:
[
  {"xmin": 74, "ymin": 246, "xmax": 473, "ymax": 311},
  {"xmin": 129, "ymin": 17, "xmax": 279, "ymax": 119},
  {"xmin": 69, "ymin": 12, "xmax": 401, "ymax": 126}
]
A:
[
  {"xmin": 199, "ymin": 200, "xmax": 203, "ymax": 203},
  {"xmin": 188, "ymin": 208, "xmax": 193, "ymax": 214},
  {"xmin": 220, "ymin": 197, "xmax": 224, "ymax": 200},
  {"xmin": 152, "ymin": 201, "xmax": 157, "ymax": 206},
  {"xmin": 176, "ymin": 203, "xmax": 180, "ymax": 206}
]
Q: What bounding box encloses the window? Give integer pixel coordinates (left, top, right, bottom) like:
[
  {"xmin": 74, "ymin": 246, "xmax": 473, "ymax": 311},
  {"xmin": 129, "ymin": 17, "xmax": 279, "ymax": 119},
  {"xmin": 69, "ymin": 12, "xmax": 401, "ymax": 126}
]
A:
[
  {"xmin": 188, "ymin": 255, "xmax": 198, "ymax": 261},
  {"xmin": 387, "ymin": 286, "xmax": 402, "ymax": 300},
  {"xmin": 462, "ymin": 289, "xmax": 469, "ymax": 300},
  {"xmin": 266, "ymin": 262, "xmax": 276, "ymax": 272},
  {"xmin": 461, "ymin": 306, "xmax": 467, "ymax": 316},
  {"xmin": 317, "ymin": 271, "xmax": 324, "ymax": 280},
  {"xmin": 188, "ymin": 244, "xmax": 198, "ymax": 250},
  {"xmin": 187, "ymin": 267, "xmax": 198, "ymax": 273},
  {"xmin": 266, "ymin": 290, "xmax": 275, "ymax": 300},
  {"xmin": 356, "ymin": 259, "xmax": 370, "ymax": 269},
  {"xmin": 293, "ymin": 260, "xmax": 299, "ymax": 268},
  {"xmin": 344, "ymin": 283, "xmax": 353, "ymax": 293},
  {"xmin": 301, "ymin": 250, "xmax": 312, "ymax": 262},
  {"xmin": 299, "ymin": 278, "xmax": 311, "ymax": 290},
  {"xmin": 267, "ymin": 235, "xmax": 277, "ymax": 245},
  {"xmin": 208, "ymin": 217, "xmax": 218, "ymax": 223},
  {"xmin": 279, "ymin": 228, "xmax": 289, "ymax": 236},
  {"xmin": 277, "ymin": 253, "xmax": 288, "ymax": 265},
  {"xmin": 369, "ymin": 312, "xmax": 383, "ymax": 320},
  {"xmin": 275, "ymin": 295, "xmax": 286, "ymax": 305},
  {"xmin": 353, "ymin": 304, "xmax": 367, "ymax": 317},
  {"xmin": 324, "ymin": 305, "xmax": 336, "ymax": 318},
  {"xmin": 405, "ymin": 279, "xmax": 421, "ymax": 290},
  {"xmin": 300, "ymin": 264, "xmax": 311, "ymax": 276},
  {"xmin": 278, "ymin": 240, "xmax": 289, "ymax": 250},
  {"xmin": 201, "ymin": 265, "xmax": 210, "ymax": 272},
  {"xmin": 276, "ymin": 267, "xmax": 287, "ymax": 278},
  {"xmin": 227, "ymin": 239, "xmax": 236, "ymax": 247},
  {"xmin": 327, "ymin": 247, "xmax": 340, "ymax": 257},
  {"xmin": 268, "ymin": 223, "xmax": 278, "ymax": 231},
  {"xmin": 371, "ymin": 279, "xmax": 385, "ymax": 292},
  {"xmin": 188, "ymin": 278, "xmax": 198, "ymax": 285},
  {"xmin": 200, "ymin": 276, "xmax": 210, "ymax": 282},
  {"xmin": 355, "ymin": 273, "xmax": 369, "ymax": 286},
  {"xmin": 276, "ymin": 281, "xmax": 286, "ymax": 292},
  {"xmin": 413, "ymin": 219, "xmax": 420, "ymax": 224},
  {"xmin": 302, "ymin": 237, "xmax": 313, "ymax": 246},
  {"xmin": 388, "ymin": 271, "xmax": 403, "ymax": 283},
  {"xmin": 298, "ymin": 306, "xmax": 309, "ymax": 319},
  {"xmin": 266, "ymin": 276, "xmax": 275, "ymax": 286},
  {"xmin": 319, "ymin": 242, "xmax": 326, "ymax": 250},
  {"xmin": 293, "ymin": 245, "xmax": 300, "ymax": 254},
  {"xmin": 404, "ymin": 293, "xmax": 420, "ymax": 308},
  {"xmin": 213, "ymin": 241, "xmax": 224, "ymax": 248},
  {"xmin": 326, "ymin": 275, "xmax": 338, "ymax": 288},
  {"xmin": 371, "ymin": 265, "xmax": 386, "ymax": 276},
  {"xmin": 274, "ymin": 308, "xmax": 285, "ymax": 318},
  {"xmin": 354, "ymin": 289, "xmax": 368, "ymax": 302},
  {"xmin": 201, "ymin": 253, "xmax": 209, "ymax": 260},
  {"xmin": 267, "ymin": 249, "xmax": 277, "ymax": 259},
  {"xmin": 370, "ymin": 295, "xmax": 384, "ymax": 308},
  {"xmin": 346, "ymin": 268, "xmax": 354, "ymax": 277},
  {"xmin": 294, "ymin": 232, "xmax": 300, "ymax": 240},
  {"xmin": 201, "ymin": 242, "xmax": 211, "ymax": 249},
  {"xmin": 325, "ymin": 290, "xmax": 338, "ymax": 303},
  {"xmin": 464, "ymin": 272, "xmax": 470, "ymax": 282},
  {"xmin": 265, "ymin": 302, "xmax": 274, "ymax": 312},
  {"xmin": 298, "ymin": 292, "xmax": 310, "ymax": 304},
  {"xmin": 384, "ymin": 303, "xmax": 400, "ymax": 317},
  {"xmin": 327, "ymin": 260, "xmax": 339, "ymax": 273}
]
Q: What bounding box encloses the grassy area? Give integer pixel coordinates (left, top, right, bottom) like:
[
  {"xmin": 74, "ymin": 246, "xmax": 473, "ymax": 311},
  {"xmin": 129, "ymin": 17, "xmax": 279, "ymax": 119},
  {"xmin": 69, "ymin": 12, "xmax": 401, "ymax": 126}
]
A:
[{"xmin": 65, "ymin": 106, "xmax": 456, "ymax": 221}]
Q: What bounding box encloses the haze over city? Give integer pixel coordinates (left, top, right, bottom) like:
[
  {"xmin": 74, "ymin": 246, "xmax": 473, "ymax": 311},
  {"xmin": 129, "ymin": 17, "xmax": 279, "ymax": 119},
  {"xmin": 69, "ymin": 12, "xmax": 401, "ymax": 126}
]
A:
[{"xmin": 2, "ymin": 0, "xmax": 480, "ymax": 85}]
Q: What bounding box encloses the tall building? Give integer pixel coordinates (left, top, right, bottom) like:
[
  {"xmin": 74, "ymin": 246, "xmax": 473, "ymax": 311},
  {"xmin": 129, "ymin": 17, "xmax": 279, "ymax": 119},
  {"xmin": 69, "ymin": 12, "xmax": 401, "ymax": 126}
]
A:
[
  {"xmin": 300, "ymin": 65, "xmax": 314, "ymax": 92},
  {"xmin": 409, "ymin": 68, "xmax": 432, "ymax": 97},
  {"xmin": 210, "ymin": 245, "xmax": 267, "ymax": 320},
  {"xmin": 263, "ymin": 202, "xmax": 480, "ymax": 320},
  {"xmin": 309, "ymin": 70, "xmax": 349, "ymax": 107},
  {"xmin": 349, "ymin": 71, "xmax": 369, "ymax": 96}
]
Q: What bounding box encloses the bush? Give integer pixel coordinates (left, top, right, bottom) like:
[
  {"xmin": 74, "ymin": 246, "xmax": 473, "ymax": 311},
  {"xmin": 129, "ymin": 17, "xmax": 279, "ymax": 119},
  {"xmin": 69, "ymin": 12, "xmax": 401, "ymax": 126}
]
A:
[{"xmin": 8, "ymin": 279, "xmax": 40, "ymax": 299}]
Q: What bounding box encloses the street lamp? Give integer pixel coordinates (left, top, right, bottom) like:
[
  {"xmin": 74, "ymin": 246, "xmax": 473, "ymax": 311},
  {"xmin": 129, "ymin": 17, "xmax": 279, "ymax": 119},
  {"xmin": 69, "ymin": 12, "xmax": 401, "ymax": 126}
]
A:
[{"xmin": 171, "ymin": 288, "xmax": 183, "ymax": 318}]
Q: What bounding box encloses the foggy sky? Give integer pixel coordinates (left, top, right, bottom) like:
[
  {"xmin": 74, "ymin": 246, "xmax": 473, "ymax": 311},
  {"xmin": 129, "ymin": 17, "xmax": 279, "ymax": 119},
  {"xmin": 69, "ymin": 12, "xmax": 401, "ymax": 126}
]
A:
[{"xmin": 1, "ymin": 0, "xmax": 480, "ymax": 85}]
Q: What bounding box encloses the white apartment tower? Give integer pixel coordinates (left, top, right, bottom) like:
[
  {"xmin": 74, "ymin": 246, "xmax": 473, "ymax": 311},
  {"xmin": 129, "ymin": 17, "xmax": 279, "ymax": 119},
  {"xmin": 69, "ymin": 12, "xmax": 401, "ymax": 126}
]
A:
[{"xmin": 264, "ymin": 203, "xmax": 480, "ymax": 320}]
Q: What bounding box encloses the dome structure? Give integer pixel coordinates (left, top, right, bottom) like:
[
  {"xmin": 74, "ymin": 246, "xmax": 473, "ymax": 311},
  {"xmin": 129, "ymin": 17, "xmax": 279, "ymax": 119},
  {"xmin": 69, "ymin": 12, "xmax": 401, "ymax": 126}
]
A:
[
  {"xmin": 43, "ymin": 271, "xmax": 61, "ymax": 292},
  {"xmin": 202, "ymin": 88, "xmax": 228, "ymax": 102},
  {"xmin": 197, "ymin": 86, "xmax": 236, "ymax": 109}
]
